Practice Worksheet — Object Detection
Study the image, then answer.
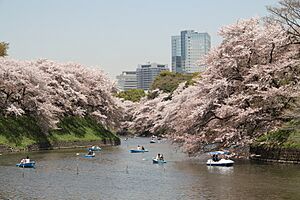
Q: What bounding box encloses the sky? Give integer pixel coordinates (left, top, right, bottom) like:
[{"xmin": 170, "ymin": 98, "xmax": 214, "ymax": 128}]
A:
[{"xmin": 0, "ymin": 0, "xmax": 279, "ymax": 79}]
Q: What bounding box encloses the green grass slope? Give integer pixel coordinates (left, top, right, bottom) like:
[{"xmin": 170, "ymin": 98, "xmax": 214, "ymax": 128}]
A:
[
  {"xmin": 253, "ymin": 120, "xmax": 300, "ymax": 149},
  {"xmin": 0, "ymin": 116, "xmax": 119, "ymax": 150},
  {"xmin": 49, "ymin": 116, "xmax": 119, "ymax": 142}
]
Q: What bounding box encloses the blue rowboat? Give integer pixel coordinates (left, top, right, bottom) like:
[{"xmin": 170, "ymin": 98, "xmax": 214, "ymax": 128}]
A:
[
  {"xmin": 84, "ymin": 153, "xmax": 95, "ymax": 158},
  {"xmin": 88, "ymin": 146, "xmax": 101, "ymax": 151},
  {"xmin": 152, "ymin": 158, "xmax": 166, "ymax": 164},
  {"xmin": 16, "ymin": 161, "xmax": 36, "ymax": 168},
  {"xmin": 129, "ymin": 149, "xmax": 149, "ymax": 153}
]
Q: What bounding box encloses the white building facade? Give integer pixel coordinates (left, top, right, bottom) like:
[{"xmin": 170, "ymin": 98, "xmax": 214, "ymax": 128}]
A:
[
  {"xmin": 116, "ymin": 71, "xmax": 137, "ymax": 91},
  {"xmin": 136, "ymin": 63, "xmax": 169, "ymax": 91}
]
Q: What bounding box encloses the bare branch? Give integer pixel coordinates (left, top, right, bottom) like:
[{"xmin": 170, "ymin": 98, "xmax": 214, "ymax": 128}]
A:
[{"xmin": 267, "ymin": 0, "xmax": 300, "ymax": 42}]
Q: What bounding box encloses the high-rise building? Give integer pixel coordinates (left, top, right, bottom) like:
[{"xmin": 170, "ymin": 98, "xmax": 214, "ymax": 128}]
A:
[
  {"xmin": 136, "ymin": 63, "xmax": 169, "ymax": 91},
  {"xmin": 116, "ymin": 71, "xmax": 137, "ymax": 91},
  {"xmin": 171, "ymin": 35, "xmax": 182, "ymax": 73},
  {"xmin": 171, "ymin": 30, "xmax": 211, "ymax": 73}
]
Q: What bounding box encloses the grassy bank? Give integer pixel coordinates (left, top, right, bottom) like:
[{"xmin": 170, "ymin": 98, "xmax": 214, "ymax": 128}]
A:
[
  {"xmin": 0, "ymin": 115, "xmax": 119, "ymax": 150},
  {"xmin": 252, "ymin": 120, "xmax": 300, "ymax": 149}
]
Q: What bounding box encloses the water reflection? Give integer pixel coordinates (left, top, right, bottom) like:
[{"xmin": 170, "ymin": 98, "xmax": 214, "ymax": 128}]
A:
[{"xmin": 207, "ymin": 166, "xmax": 234, "ymax": 175}]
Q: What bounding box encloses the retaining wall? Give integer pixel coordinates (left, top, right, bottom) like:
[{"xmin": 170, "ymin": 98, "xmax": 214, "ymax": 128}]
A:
[{"xmin": 250, "ymin": 145, "xmax": 300, "ymax": 164}]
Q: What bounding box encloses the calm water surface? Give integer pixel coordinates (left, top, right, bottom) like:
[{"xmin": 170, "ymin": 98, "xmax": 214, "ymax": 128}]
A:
[{"xmin": 0, "ymin": 137, "xmax": 299, "ymax": 200}]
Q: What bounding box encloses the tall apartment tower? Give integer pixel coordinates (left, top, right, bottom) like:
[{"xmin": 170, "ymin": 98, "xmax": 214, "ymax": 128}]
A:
[
  {"xmin": 116, "ymin": 71, "xmax": 137, "ymax": 91},
  {"xmin": 136, "ymin": 63, "xmax": 169, "ymax": 91},
  {"xmin": 171, "ymin": 30, "xmax": 211, "ymax": 73}
]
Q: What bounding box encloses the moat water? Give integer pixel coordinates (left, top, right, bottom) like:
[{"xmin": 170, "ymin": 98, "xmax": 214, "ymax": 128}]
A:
[{"xmin": 0, "ymin": 137, "xmax": 299, "ymax": 199}]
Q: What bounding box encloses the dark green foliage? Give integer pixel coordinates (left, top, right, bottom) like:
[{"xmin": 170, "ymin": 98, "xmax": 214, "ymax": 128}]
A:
[
  {"xmin": 256, "ymin": 129, "xmax": 291, "ymax": 144},
  {"xmin": 0, "ymin": 42, "xmax": 9, "ymax": 57},
  {"xmin": 116, "ymin": 89, "xmax": 146, "ymax": 102},
  {"xmin": 254, "ymin": 120, "xmax": 300, "ymax": 148},
  {"xmin": 150, "ymin": 71, "xmax": 199, "ymax": 93},
  {"xmin": 147, "ymin": 90, "xmax": 159, "ymax": 100}
]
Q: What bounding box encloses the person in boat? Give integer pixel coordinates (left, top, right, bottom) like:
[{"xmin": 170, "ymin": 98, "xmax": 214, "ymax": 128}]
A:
[
  {"xmin": 137, "ymin": 145, "xmax": 142, "ymax": 150},
  {"xmin": 213, "ymin": 154, "xmax": 218, "ymax": 162},
  {"xmin": 141, "ymin": 146, "xmax": 145, "ymax": 150},
  {"xmin": 155, "ymin": 153, "xmax": 161, "ymax": 160},
  {"xmin": 88, "ymin": 150, "xmax": 93, "ymax": 155},
  {"xmin": 212, "ymin": 154, "xmax": 219, "ymax": 162},
  {"xmin": 21, "ymin": 156, "xmax": 30, "ymax": 164},
  {"xmin": 159, "ymin": 154, "xmax": 164, "ymax": 161},
  {"xmin": 25, "ymin": 156, "xmax": 30, "ymax": 163}
]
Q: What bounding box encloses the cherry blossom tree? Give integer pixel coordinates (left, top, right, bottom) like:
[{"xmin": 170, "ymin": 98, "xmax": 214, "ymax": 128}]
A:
[
  {"xmin": 0, "ymin": 58, "xmax": 122, "ymax": 133},
  {"xmin": 267, "ymin": 0, "xmax": 300, "ymax": 43},
  {"xmin": 123, "ymin": 18, "xmax": 300, "ymax": 155}
]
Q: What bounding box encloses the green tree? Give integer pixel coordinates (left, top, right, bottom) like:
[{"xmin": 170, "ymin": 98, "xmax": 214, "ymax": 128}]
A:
[
  {"xmin": 150, "ymin": 71, "xmax": 199, "ymax": 93},
  {"xmin": 0, "ymin": 42, "xmax": 9, "ymax": 57},
  {"xmin": 116, "ymin": 89, "xmax": 146, "ymax": 102}
]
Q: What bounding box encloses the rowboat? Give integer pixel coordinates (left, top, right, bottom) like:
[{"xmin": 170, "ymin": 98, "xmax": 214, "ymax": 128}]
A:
[
  {"xmin": 16, "ymin": 161, "xmax": 36, "ymax": 168},
  {"xmin": 150, "ymin": 140, "xmax": 156, "ymax": 143},
  {"xmin": 129, "ymin": 149, "xmax": 149, "ymax": 153},
  {"xmin": 152, "ymin": 158, "xmax": 166, "ymax": 164},
  {"xmin": 84, "ymin": 153, "xmax": 95, "ymax": 158}
]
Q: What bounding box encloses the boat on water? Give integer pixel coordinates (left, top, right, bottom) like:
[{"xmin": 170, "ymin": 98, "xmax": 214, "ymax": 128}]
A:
[
  {"xmin": 16, "ymin": 161, "xmax": 36, "ymax": 168},
  {"xmin": 206, "ymin": 151, "xmax": 234, "ymax": 167},
  {"xmin": 88, "ymin": 146, "xmax": 101, "ymax": 151},
  {"xmin": 150, "ymin": 139, "xmax": 156, "ymax": 143},
  {"xmin": 129, "ymin": 149, "xmax": 149, "ymax": 153},
  {"xmin": 206, "ymin": 158, "xmax": 234, "ymax": 166},
  {"xmin": 152, "ymin": 158, "xmax": 166, "ymax": 164},
  {"xmin": 84, "ymin": 153, "xmax": 95, "ymax": 158},
  {"xmin": 150, "ymin": 135, "xmax": 157, "ymax": 143}
]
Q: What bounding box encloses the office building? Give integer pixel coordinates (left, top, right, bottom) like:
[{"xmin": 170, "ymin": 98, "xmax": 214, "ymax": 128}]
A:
[
  {"xmin": 171, "ymin": 35, "xmax": 182, "ymax": 73},
  {"xmin": 171, "ymin": 30, "xmax": 211, "ymax": 73},
  {"xmin": 136, "ymin": 63, "xmax": 169, "ymax": 90},
  {"xmin": 116, "ymin": 71, "xmax": 137, "ymax": 91}
]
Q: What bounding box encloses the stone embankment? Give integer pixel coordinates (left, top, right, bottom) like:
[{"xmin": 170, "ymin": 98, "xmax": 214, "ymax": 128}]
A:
[{"xmin": 250, "ymin": 145, "xmax": 300, "ymax": 164}]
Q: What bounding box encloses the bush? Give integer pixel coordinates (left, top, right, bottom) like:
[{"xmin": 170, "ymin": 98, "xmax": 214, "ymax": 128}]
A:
[
  {"xmin": 150, "ymin": 71, "xmax": 199, "ymax": 93},
  {"xmin": 116, "ymin": 89, "xmax": 146, "ymax": 102}
]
